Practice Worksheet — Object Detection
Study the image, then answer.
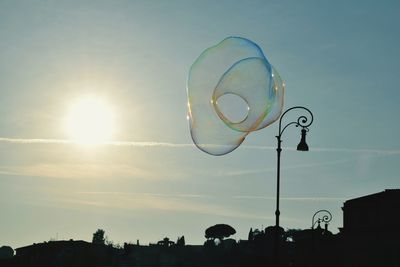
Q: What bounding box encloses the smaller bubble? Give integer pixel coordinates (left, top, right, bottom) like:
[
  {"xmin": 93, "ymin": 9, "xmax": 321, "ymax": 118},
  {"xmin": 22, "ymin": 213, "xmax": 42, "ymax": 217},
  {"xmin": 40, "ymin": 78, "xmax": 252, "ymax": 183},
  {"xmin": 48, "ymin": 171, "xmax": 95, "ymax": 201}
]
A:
[{"xmin": 215, "ymin": 93, "xmax": 250, "ymax": 125}]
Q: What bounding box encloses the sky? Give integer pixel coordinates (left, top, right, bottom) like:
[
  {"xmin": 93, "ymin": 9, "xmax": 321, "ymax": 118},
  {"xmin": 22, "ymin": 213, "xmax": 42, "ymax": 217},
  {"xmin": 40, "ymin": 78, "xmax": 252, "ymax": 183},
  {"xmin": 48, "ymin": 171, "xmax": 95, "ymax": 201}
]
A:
[{"xmin": 1, "ymin": 0, "xmax": 400, "ymax": 248}]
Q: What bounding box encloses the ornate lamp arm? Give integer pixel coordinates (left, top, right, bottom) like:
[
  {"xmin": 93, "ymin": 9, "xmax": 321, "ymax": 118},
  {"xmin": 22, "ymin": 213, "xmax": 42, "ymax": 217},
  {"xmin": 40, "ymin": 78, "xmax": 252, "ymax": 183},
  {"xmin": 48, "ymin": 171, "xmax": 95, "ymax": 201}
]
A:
[
  {"xmin": 277, "ymin": 106, "xmax": 314, "ymax": 138},
  {"xmin": 312, "ymin": 210, "xmax": 332, "ymax": 229}
]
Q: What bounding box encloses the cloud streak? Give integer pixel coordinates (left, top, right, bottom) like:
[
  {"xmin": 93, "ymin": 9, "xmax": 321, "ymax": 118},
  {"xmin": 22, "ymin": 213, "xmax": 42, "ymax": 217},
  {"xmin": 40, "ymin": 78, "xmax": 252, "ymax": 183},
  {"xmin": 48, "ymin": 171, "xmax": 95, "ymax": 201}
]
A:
[
  {"xmin": 241, "ymin": 145, "xmax": 400, "ymax": 155},
  {"xmin": 76, "ymin": 191, "xmax": 347, "ymax": 203},
  {"xmin": 0, "ymin": 137, "xmax": 193, "ymax": 147},
  {"xmin": 1, "ymin": 137, "xmax": 400, "ymax": 155},
  {"xmin": 64, "ymin": 191, "xmax": 275, "ymax": 220},
  {"xmin": 212, "ymin": 158, "xmax": 359, "ymax": 177},
  {"xmin": 0, "ymin": 163, "xmax": 177, "ymax": 180},
  {"xmin": 233, "ymin": 195, "xmax": 347, "ymax": 202}
]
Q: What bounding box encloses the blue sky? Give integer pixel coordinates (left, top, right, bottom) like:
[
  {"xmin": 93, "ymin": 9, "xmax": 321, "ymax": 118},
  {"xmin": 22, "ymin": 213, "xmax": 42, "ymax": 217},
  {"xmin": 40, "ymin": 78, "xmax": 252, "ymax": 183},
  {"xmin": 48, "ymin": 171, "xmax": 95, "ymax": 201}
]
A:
[{"xmin": 0, "ymin": 0, "xmax": 400, "ymax": 248}]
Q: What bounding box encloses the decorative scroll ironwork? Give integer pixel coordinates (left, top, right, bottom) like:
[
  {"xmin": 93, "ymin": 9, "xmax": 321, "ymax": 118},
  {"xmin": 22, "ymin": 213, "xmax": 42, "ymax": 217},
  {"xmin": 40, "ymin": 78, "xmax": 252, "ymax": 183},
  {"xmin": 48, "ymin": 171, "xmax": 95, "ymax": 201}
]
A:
[
  {"xmin": 311, "ymin": 210, "xmax": 332, "ymax": 229},
  {"xmin": 278, "ymin": 106, "xmax": 314, "ymax": 138}
]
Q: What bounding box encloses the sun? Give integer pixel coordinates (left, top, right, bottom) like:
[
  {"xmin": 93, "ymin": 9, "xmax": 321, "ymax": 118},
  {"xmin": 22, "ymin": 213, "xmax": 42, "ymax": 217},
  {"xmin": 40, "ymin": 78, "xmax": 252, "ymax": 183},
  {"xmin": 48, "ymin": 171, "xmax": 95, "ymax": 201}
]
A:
[{"xmin": 65, "ymin": 96, "xmax": 115, "ymax": 145}]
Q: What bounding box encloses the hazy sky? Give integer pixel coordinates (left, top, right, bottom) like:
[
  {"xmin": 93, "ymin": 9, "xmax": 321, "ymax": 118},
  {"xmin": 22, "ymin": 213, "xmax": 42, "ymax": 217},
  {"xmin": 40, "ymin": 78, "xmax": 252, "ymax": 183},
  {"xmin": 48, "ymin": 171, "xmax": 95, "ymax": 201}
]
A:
[{"xmin": 1, "ymin": 0, "xmax": 400, "ymax": 248}]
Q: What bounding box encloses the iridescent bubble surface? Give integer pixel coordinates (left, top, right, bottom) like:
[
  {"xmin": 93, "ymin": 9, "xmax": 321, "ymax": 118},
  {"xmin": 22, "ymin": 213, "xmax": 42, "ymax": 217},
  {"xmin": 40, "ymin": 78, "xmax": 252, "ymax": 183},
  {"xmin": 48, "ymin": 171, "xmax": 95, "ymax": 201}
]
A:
[{"xmin": 187, "ymin": 37, "xmax": 284, "ymax": 155}]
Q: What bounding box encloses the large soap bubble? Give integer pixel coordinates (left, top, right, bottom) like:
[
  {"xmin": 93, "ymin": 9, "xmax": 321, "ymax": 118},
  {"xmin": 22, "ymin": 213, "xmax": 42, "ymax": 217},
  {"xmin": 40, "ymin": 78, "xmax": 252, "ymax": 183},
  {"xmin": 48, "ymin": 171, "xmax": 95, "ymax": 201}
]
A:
[{"xmin": 187, "ymin": 37, "xmax": 284, "ymax": 155}]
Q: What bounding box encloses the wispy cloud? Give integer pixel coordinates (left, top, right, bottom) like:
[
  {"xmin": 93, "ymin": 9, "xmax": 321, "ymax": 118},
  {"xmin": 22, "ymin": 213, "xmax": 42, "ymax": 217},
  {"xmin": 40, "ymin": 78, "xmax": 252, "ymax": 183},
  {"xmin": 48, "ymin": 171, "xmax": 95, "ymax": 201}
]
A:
[
  {"xmin": 233, "ymin": 195, "xmax": 347, "ymax": 202},
  {"xmin": 58, "ymin": 191, "xmax": 331, "ymax": 223},
  {"xmin": 0, "ymin": 163, "xmax": 171, "ymax": 180},
  {"xmin": 0, "ymin": 137, "xmax": 73, "ymax": 144},
  {"xmin": 63, "ymin": 191, "xmax": 275, "ymax": 220},
  {"xmin": 76, "ymin": 191, "xmax": 347, "ymax": 203},
  {"xmin": 241, "ymin": 145, "xmax": 400, "ymax": 155},
  {"xmin": 0, "ymin": 137, "xmax": 193, "ymax": 147},
  {"xmin": 213, "ymin": 158, "xmax": 358, "ymax": 177},
  {"xmin": 306, "ymin": 147, "xmax": 400, "ymax": 155},
  {"xmin": 76, "ymin": 191, "xmax": 211, "ymax": 199},
  {"xmin": 1, "ymin": 137, "xmax": 399, "ymax": 155}
]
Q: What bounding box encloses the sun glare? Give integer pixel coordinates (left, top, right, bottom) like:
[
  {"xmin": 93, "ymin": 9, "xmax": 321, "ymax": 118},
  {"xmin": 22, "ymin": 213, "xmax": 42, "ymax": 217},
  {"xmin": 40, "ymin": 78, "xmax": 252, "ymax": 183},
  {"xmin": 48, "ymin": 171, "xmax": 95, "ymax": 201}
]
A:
[{"xmin": 65, "ymin": 96, "xmax": 115, "ymax": 145}]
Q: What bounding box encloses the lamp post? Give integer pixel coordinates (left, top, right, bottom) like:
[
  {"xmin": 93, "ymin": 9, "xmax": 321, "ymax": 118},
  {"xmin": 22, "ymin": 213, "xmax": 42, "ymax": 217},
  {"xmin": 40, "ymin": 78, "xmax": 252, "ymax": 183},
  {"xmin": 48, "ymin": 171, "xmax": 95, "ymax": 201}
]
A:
[{"xmin": 274, "ymin": 106, "xmax": 314, "ymax": 266}]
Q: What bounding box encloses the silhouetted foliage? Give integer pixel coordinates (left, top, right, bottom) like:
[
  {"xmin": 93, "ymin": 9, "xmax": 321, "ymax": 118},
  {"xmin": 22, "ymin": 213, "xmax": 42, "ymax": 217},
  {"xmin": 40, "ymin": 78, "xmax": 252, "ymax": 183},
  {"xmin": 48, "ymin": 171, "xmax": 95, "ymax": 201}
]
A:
[
  {"xmin": 205, "ymin": 224, "xmax": 236, "ymax": 241},
  {"xmin": 0, "ymin": 246, "xmax": 14, "ymax": 259},
  {"xmin": 92, "ymin": 229, "xmax": 106, "ymax": 245},
  {"xmin": 177, "ymin": 235, "xmax": 185, "ymax": 246},
  {"xmin": 248, "ymin": 228, "xmax": 254, "ymax": 241}
]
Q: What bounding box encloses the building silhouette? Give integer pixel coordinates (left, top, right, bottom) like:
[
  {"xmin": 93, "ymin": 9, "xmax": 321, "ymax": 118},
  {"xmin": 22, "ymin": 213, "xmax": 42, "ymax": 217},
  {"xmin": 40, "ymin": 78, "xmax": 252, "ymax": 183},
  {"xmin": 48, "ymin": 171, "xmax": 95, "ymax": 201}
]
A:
[
  {"xmin": 342, "ymin": 189, "xmax": 400, "ymax": 231},
  {"xmin": 13, "ymin": 240, "xmax": 119, "ymax": 267},
  {"xmin": 340, "ymin": 189, "xmax": 400, "ymax": 267}
]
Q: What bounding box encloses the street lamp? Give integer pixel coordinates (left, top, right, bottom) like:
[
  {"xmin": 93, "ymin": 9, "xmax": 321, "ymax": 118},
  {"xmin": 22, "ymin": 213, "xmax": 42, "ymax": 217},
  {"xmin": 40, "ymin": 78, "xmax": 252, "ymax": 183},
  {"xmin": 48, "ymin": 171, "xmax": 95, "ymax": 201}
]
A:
[
  {"xmin": 274, "ymin": 106, "xmax": 314, "ymax": 266},
  {"xmin": 311, "ymin": 210, "xmax": 332, "ymax": 230}
]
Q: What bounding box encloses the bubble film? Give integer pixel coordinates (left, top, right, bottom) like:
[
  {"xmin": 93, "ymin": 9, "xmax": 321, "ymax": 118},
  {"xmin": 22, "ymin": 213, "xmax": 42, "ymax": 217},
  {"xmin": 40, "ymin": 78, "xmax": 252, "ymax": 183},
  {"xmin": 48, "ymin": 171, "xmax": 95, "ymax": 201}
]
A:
[{"xmin": 187, "ymin": 37, "xmax": 284, "ymax": 155}]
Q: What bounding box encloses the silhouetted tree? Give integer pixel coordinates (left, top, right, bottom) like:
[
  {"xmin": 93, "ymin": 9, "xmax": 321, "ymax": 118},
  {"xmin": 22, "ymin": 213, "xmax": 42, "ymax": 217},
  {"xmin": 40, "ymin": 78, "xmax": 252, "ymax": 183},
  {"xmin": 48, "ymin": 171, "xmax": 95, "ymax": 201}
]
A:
[
  {"xmin": 0, "ymin": 246, "xmax": 14, "ymax": 259},
  {"xmin": 248, "ymin": 228, "xmax": 254, "ymax": 241},
  {"xmin": 205, "ymin": 224, "xmax": 236, "ymax": 241},
  {"xmin": 92, "ymin": 229, "xmax": 106, "ymax": 245},
  {"xmin": 177, "ymin": 235, "xmax": 185, "ymax": 246}
]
